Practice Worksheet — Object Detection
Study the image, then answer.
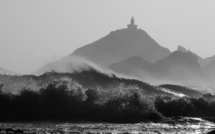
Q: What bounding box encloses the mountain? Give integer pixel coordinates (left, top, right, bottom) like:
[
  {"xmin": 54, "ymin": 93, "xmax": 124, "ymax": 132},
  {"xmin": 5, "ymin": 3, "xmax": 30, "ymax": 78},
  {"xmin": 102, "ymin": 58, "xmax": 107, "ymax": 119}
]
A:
[
  {"xmin": 200, "ymin": 55, "xmax": 215, "ymax": 67},
  {"xmin": 156, "ymin": 51, "xmax": 201, "ymax": 71},
  {"xmin": 72, "ymin": 18, "xmax": 170, "ymax": 68},
  {"xmin": 177, "ymin": 45, "xmax": 215, "ymax": 67},
  {"xmin": 109, "ymin": 50, "xmax": 203, "ymax": 81},
  {"xmin": 155, "ymin": 50, "xmax": 202, "ymax": 80},
  {"xmin": 203, "ymin": 60, "xmax": 215, "ymax": 80},
  {"xmin": 35, "ymin": 18, "xmax": 171, "ymax": 75},
  {"xmin": 165, "ymin": 47, "xmax": 215, "ymax": 81},
  {"xmin": 0, "ymin": 67, "xmax": 15, "ymax": 75},
  {"xmin": 109, "ymin": 56, "xmax": 159, "ymax": 79}
]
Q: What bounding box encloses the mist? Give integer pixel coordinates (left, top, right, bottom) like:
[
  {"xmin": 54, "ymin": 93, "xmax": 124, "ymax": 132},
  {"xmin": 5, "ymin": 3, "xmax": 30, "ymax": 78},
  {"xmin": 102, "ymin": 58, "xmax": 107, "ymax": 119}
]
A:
[
  {"xmin": 0, "ymin": 66, "xmax": 215, "ymax": 123},
  {"xmin": 1, "ymin": 0, "xmax": 215, "ymax": 74}
]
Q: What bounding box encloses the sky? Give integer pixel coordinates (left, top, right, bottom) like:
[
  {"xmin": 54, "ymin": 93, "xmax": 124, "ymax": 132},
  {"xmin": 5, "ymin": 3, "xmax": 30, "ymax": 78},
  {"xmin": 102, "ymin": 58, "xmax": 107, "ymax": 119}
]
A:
[{"xmin": 0, "ymin": 0, "xmax": 215, "ymax": 74}]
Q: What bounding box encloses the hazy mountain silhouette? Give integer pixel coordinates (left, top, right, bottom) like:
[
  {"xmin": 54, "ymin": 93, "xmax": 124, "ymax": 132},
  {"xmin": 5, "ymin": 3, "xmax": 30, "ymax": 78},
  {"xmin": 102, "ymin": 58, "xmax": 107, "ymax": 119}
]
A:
[
  {"xmin": 177, "ymin": 45, "xmax": 215, "ymax": 67},
  {"xmin": 34, "ymin": 18, "xmax": 215, "ymax": 83},
  {"xmin": 0, "ymin": 67, "xmax": 15, "ymax": 75},
  {"xmin": 199, "ymin": 55, "xmax": 215, "ymax": 67},
  {"xmin": 109, "ymin": 50, "xmax": 203, "ymax": 81},
  {"xmin": 155, "ymin": 50, "xmax": 203, "ymax": 80},
  {"xmin": 72, "ymin": 18, "xmax": 170, "ymax": 68},
  {"xmin": 174, "ymin": 46, "xmax": 215, "ymax": 82},
  {"xmin": 203, "ymin": 60, "xmax": 215, "ymax": 80},
  {"xmin": 35, "ymin": 17, "xmax": 170, "ymax": 75},
  {"xmin": 109, "ymin": 56, "xmax": 159, "ymax": 80}
]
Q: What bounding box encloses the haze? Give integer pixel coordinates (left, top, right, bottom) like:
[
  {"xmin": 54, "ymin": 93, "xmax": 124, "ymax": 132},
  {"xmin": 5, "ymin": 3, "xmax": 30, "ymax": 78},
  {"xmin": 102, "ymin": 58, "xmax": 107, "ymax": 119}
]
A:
[{"xmin": 1, "ymin": 0, "xmax": 215, "ymax": 74}]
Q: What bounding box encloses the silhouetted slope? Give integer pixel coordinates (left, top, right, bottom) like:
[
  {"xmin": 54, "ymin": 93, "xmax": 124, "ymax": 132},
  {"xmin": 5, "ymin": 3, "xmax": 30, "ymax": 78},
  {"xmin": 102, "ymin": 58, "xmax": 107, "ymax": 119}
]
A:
[
  {"xmin": 35, "ymin": 18, "xmax": 171, "ymax": 75},
  {"xmin": 35, "ymin": 27, "xmax": 170, "ymax": 75},
  {"xmin": 197, "ymin": 54, "xmax": 215, "ymax": 67},
  {"xmin": 177, "ymin": 45, "xmax": 215, "ymax": 67},
  {"xmin": 109, "ymin": 56, "xmax": 159, "ymax": 79},
  {"xmin": 159, "ymin": 84, "xmax": 202, "ymax": 97},
  {"xmin": 204, "ymin": 60, "xmax": 215, "ymax": 70},
  {"xmin": 156, "ymin": 51, "xmax": 200, "ymax": 70},
  {"xmin": 155, "ymin": 51, "xmax": 203, "ymax": 80},
  {"xmin": 203, "ymin": 60, "xmax": 215, "ymax": 80},
  {"xmin": 109, "ymin": 51, "xmax": 204, "ymax": 81},
  {"xmin": 72, "ymin": 28, "xmax": 170, "ymax": 68}
]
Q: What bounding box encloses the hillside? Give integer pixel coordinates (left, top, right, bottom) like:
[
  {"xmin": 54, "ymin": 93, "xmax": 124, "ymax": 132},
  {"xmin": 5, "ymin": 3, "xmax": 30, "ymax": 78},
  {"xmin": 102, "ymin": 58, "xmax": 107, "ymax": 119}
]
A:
[
  {"xmin": 109, "ymin": 51, "xmax": 203, "ymax": 81},
  {"xmin": 35, "ymin": 18, "xmax": 170, "ymax": 75}
]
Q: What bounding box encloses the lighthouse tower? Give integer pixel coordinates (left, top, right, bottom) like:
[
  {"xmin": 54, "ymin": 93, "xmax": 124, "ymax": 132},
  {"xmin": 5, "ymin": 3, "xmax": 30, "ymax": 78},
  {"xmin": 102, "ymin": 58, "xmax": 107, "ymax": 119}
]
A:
[{"xmin": 127, "ymin": 17, "xmax": 137, "ymax": 30}]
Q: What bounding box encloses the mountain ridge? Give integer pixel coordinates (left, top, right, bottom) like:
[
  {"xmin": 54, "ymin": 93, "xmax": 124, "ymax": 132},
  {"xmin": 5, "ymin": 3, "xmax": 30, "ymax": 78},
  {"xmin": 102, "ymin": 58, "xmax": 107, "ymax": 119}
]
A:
[
  {"xmin": 33, "ymin": 18, "xmax": 215, "ymax": 84},
  {"xmin": 35, "ymin": 18, "xmax": 171, "ymax": 75},
  {"xmin": 109, "ymin": 50, "xmax": 204, "ymax": 82},
  {"xmin": 71, "ymin": 28, "xmax": 171, "ymax": 66}
]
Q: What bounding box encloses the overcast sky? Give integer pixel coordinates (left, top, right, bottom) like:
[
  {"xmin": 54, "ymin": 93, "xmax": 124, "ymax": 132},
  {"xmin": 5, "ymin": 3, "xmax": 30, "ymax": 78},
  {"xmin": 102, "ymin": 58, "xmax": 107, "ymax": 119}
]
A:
[{"xmin": 1, "ymin": 0, "xmax": 215, "ymax": 74}]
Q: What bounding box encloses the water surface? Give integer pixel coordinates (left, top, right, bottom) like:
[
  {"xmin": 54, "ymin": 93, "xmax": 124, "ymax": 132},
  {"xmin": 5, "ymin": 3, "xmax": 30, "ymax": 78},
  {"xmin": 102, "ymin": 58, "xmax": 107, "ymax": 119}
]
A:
[{"xmin": 0, "ymin": 117, "xmax": 215, "ymax": 134}]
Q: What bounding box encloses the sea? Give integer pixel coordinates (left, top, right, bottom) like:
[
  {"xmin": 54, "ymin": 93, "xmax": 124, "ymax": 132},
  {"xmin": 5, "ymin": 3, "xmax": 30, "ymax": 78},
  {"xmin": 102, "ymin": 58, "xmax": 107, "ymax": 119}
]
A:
[{"xmin": 0, "ymin": 117, "xmax": 215, "ymax": 134}]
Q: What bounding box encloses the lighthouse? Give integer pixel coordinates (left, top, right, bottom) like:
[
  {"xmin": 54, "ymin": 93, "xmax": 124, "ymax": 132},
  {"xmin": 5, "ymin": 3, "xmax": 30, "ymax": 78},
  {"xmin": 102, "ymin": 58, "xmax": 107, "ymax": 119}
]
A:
[{"xmin": 127, "ymin": 17, "xmax": 137, "ymax": 30}]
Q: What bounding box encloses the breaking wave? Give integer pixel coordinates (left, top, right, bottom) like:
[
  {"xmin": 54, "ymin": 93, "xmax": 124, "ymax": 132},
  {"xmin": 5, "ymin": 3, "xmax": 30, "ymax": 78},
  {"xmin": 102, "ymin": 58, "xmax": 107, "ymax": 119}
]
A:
[{"xmin": 0, "ymin": 68, "xmax": 214, "ymax": 123}]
